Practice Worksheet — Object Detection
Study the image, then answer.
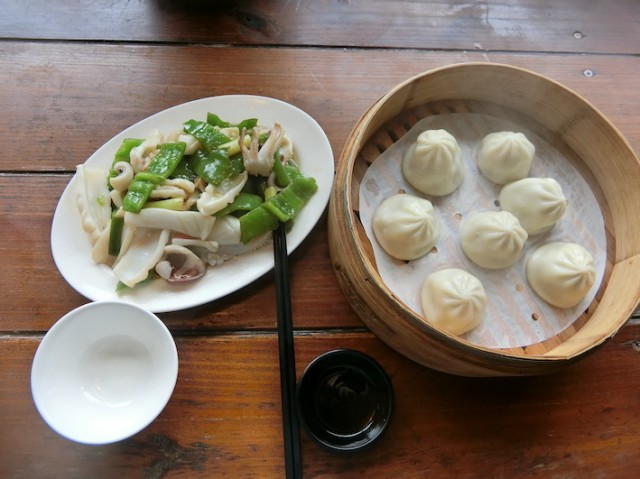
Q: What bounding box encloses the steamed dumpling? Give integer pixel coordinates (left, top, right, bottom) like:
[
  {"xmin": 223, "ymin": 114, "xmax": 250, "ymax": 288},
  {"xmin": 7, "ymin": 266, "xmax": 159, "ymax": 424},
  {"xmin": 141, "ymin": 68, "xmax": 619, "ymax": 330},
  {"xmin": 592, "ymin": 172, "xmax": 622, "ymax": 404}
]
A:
[
  {"xmin": 499, "ymin": 177, "xmax": 568, "ymax": 235},
  {"xmin": 526, "ymin": 242, "xmax": 596, "ymax": 308},
  {"xmin": 460, "ymin": 211, "xmax": 528, "ymax": 269},
  {"xmin": 372, "ymin": 193, "xmax": 440, "ymax": 260},
  {"xmin": 420, "ymin": 268, "xmax": 487, "ymax": 335},
  {"xmin": 478, "ymin": 131, "xmax": 535, "ymax": 184},
  {"xmin": 402, "ymin": 129, "xmax": 464, "ymax": 196}
]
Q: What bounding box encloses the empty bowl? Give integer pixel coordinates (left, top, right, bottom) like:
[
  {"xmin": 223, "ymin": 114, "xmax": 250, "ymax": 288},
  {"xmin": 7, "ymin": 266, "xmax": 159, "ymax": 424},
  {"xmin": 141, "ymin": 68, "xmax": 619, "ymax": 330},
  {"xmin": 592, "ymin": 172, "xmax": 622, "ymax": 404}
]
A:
[
  {"xmin": 297, "ymin": 349, "xmax": 394, "ymax": 452},
  {"xmin": 31, "ymin": 301, "xmax": 178, "ymax": 444}
]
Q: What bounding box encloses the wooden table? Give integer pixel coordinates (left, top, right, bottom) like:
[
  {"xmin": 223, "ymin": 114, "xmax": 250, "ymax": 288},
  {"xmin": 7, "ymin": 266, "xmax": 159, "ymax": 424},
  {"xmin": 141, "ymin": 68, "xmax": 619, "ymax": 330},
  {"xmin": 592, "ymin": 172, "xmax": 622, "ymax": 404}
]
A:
[{"xmin": 2, "ymin": 1, "xmax": 640, "ymax": 477}]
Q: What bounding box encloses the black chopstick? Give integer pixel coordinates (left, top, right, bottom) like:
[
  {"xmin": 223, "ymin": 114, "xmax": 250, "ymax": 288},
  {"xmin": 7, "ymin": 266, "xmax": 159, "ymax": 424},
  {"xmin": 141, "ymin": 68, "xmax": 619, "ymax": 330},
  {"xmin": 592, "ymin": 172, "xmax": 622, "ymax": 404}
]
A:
[{"xmin": 273, "ymin": 222, "xmax": 303, "ymax": 479}]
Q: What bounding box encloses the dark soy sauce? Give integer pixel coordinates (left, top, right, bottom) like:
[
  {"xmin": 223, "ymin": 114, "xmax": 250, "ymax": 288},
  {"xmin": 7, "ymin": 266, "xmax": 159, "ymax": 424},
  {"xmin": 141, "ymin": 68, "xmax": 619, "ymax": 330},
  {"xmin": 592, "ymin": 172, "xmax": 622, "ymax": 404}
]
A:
[{"xmin": 314, "ymin": 367, "xmax": 379, "ymax": 435}]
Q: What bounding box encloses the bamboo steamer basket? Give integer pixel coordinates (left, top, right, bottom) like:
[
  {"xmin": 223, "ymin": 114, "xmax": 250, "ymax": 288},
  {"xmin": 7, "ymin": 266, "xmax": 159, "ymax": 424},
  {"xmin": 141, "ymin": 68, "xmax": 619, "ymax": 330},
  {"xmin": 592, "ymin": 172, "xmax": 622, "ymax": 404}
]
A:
[{"xmin": 328, "ymin": 63, "xmax": 640, "ymax": 377}]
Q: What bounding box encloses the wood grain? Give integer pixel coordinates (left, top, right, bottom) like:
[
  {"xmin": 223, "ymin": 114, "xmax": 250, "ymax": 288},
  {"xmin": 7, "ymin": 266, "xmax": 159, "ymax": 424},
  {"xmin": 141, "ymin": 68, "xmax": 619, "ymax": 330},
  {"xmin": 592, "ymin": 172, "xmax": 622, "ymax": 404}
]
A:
[
  {"xmin": 1, "ymin": 43, "xmax": 639, "ymax": 175},
  {"xmin": 1, "ymin": 0, "xmax": 639, "ymax": 55},
  {"xmin": 2, "ymin": 0, "xmax": 640, "ymax": 476},
  {"xmin": 0, "ymin": 173, "xmax": 360, "ymax": 333},
  {"xmin": 3, "ymin": 329, "xmax": 640, "ymax": 478}
]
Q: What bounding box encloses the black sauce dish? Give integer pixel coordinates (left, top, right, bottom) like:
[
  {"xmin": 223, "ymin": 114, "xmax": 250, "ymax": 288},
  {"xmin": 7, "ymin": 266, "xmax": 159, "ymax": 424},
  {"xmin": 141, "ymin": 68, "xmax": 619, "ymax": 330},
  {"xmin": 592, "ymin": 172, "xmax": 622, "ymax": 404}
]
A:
[{"xmin": 296, "ymin": 349, "xmax": 394, "ymax": 453}]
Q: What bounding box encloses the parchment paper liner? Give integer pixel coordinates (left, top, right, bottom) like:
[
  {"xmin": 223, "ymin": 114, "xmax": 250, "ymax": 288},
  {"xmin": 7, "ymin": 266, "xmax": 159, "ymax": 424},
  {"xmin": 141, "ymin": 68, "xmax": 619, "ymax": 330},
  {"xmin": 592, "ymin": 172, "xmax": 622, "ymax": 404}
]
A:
[{"xmin": 359, "ymin": 113, "xmax": 606, "ymax": 349}]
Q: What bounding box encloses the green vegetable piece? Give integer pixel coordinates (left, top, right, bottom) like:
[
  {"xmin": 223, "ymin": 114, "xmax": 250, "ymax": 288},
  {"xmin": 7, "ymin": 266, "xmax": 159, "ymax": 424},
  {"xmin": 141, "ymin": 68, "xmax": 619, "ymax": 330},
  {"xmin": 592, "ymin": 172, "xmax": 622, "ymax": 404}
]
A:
[
  {"xmin": 170, "ymin": 157, "xmax": 197, "ymax": 181},
  {"xmin": 143, "ymin": 198, "xmax": 185, "ymax": 211},
  {"xmin": 146, "ymin": 142, "xmax": 187, "ymax": 178},
  {"xmin": 284, "ymin": 163, "xmax": 302, "ymax": 181},
  {"xmin": 123, "ymin": 180, "xmax": 155, "ymax": 213},
  {"xmin": 264, "ymin": 186, "xmax": 277, "ymax": 201},
  {"xmin": 219, "ymin": 135, "xmax": 248, "ymax": 156},
  {"xmin": 239, "ymin": 205, "xmax": 279, "ymax": 244},
  {"xmin": 263, "ymin": 176, "xmax": 318, "ymax": 222},
  {"xmin": 237, "ymin": 118, "xmax": 258, "ymax": 131},
  {"xmin": 215, "ymin": 192, "xmax": 263, "ymax": 217},
  {"xmin": 272, "ymin": 155, "xmax": 290, "ymax": 188},
  {"xmin": 228, "ymin": 154, "xmax": 245, "ymax": 178},
  {"xmin": 113, "ymin": 138, "xmax": 143, "ymax": 164},
  {"xmin": 134, "ymin": 171, "xmax": 165, "ymax": 184},
  {"xmin": 206, "ymin": 113, "xmax": 230, "ymax": 128},
  {"xmin": 183, "ymin": 119, "xmax": 230, "ymax": 151},
  {"xmin": 264, "ymin": 192, "xmax": 299, "ymax": 222},
  {"xmin": 116, "ymin": 273, "xmax": 154, "ymax": 293},
  {"xmin": 108, "ymin": 215, "xmax": 125, "ymax": 256},
  {"xmin": 122, "ymin": 142, "xmax": 186, "ymax": 213},
  {"xmin": 238, "ymin": 176, "xmax": 317, "ymax": 243},
  {"xmin": 272, "ymin": 157, "xmax": 302, "ymax": 189},
  {"xmin": 241, "ymin": 174, "xmax": 268, "ymax": 196},
  {"xmin": 109, "ymin": 138, "xmax": 143, "ymax": 184},
  {"xmin": 188, "ymin": 149, "xmax": 232, "ymax": 186},
  {"xmin": 292, "ymin": 175, "xmax": 318, "ymax": 197},
  {"xmin": 206, "ymin": 113, "xmax": 258, "ymax": 132}
]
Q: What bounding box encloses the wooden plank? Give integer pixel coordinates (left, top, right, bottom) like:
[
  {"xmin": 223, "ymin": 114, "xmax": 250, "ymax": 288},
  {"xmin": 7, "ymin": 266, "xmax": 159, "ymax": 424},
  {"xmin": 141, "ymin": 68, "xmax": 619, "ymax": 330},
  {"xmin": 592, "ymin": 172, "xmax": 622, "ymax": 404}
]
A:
[
  {"xmin": 0, "ymin": 174, "xmax": 85, "ymax": 331},
  {"xmin": 1, "ymin": 43, "xmax": 639, "ymax": 174},
  {"xmin": 2, "ymin": 2, "xmax": 640, "ymax": 477},
  {"xmin": 2, "ymin": 45, "xmax": 639, "ymax": 331},
  {"xmin": 2, "ymin": 170, "xmax": 638, "ymax": 334},
  {"xmin": 1, "ymin": 0, "xmax": 639, "ymax": 55},
  {"xmin": 3, "ymin": 329, "xmax": 640, "ymax": 477},
  {"xmin": 0, "ymin": 174, "xmax": 360, "ymax": 333}
]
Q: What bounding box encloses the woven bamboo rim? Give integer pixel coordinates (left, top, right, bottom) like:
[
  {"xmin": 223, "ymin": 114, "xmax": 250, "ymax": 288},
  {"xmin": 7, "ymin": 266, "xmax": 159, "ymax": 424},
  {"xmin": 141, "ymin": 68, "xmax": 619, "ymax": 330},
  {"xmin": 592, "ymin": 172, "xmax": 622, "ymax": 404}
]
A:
[{"xmin": 328, "ymin": 63, "xmax": 640, "ymax": 376}]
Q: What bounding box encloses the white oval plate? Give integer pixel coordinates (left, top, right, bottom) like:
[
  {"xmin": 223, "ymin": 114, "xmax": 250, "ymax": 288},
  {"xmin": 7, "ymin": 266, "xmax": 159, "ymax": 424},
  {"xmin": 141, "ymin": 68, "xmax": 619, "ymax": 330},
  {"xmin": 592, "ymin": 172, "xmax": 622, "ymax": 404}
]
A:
[{"xmin": 51, "ymin": 96, "xmax": 334, "ymax": 313}]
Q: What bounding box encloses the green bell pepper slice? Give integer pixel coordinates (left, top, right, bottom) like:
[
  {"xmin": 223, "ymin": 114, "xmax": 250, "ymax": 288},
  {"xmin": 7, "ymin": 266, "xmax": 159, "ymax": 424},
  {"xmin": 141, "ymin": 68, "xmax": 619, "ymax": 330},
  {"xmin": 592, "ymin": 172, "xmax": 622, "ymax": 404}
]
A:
[
  {"xmin": 183, "ymin": 119, "xmax": 230, "ymax": 151},
  {"xmin": 263, "ymin": 176, "xmax": 318, "ymax": 222},
  {"xmin": 122, "ymin": 142, "xmax": 186, "ymax": 213},
  {"xmin": 228, "ymin": 154, "xmax": 245, "ymax": 178},
  {"xmin": 272, "ymin": 155, "xmax": 305, "ymax": 189},
  {"xmin": 113, "ymin": 138, "xmax": 143, "ymax": 164},
  {"xmin": 207, "ymin": 113, "xmax": 258, "ymax": 131},
  {"xmin": 170, "ymin": 157, "xmax": 197, "ymax": 181},
  {"xmin": 143, "ymin": 197, "xmax": 185, "ymax": 211},
  {"xmin": 108, "ymin": 214, "xmax": 125, "ymax": 256},
  {"xmin": 108, "ymin": 138, "xmax": 144, "ymax": 186},
  {"xmin": 134, "ymin": 171, "xmax": 165, "ymax": 184},
  {"xmin": 146, "ymin": 142, "xmax": 187, "ymax": 177},
  {"xmin": 215, "ymin": 192, "xmax": 263, "ymax": 217},
  {"xmin": 123, "ymin": 180, "xmax": 155, "ymax": 213},
  {"xmin": 188, "ymin": 149, "xmax": 232, "ymax": 186},
  {"xmin": 238, "ymin": 176, "xmax": 317, "ymax": 243},
  {"xmin": 239, "ymin": 204, "xmax": 279, "ymax": 244},
  {"xmin": 272, "ymin": 155, "xmax": 290, "ymax": 188}
]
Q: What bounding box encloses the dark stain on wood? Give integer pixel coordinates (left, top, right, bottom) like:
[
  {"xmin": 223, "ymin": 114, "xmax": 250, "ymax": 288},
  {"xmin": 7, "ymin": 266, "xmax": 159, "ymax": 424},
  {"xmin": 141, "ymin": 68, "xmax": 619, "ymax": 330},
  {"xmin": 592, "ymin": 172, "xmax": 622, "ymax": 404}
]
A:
[{"xmin": 142, "ymin": 434, "xmax": 210, "ymax": 479}]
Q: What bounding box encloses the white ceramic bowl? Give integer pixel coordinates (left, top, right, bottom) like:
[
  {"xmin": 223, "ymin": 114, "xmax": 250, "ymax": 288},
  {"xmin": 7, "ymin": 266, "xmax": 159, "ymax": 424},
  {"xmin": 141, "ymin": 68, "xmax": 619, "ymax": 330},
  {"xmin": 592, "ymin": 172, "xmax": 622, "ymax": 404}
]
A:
[{"xmin": 31, "ymin": 301, "xmax": 179, "ymax": 444}]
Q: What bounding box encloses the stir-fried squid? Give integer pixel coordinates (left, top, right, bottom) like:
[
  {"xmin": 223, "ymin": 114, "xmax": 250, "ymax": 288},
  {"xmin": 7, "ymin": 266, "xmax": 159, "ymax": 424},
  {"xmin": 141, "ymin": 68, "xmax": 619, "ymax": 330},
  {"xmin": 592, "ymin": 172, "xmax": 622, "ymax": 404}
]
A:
[{"xmin": 75, "ymin": 113, "xmax": 318, "ymax": 290}]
